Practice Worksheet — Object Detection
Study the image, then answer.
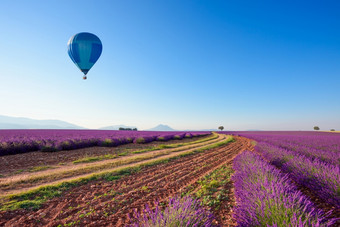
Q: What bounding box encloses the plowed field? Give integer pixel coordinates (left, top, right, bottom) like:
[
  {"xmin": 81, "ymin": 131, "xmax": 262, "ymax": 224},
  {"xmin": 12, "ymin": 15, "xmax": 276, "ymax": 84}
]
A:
[{"xmin": 0, "ymin": 136, "xmax": 253, "ymax": 227}]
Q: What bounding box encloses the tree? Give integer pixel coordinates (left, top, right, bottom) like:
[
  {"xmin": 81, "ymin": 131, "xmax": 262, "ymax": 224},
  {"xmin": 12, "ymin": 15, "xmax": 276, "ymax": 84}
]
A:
[
  {"xmin": 330, "ymin": 129, "xmax": 335, "ymax": 131},
  {"xmin": 313, "ymin": 126, "xmax": 320, "ymax": 131},
  {"xmin": 218, "ymin": 126, "xmax": 224, "ymax": 131}
]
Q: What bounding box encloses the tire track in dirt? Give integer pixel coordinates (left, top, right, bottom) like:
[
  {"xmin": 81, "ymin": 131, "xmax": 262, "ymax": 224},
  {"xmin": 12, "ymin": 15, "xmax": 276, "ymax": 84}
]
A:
[{"xmin": 0, "ymin": 136, "xmax": 253, "ymax": 227}]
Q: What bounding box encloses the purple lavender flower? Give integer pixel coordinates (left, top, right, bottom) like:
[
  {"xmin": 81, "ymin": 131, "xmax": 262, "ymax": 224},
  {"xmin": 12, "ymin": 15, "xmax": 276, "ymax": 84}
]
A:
[{"xmin": 128, "ymin": 196, "xmax": 216, "ymax": 227}]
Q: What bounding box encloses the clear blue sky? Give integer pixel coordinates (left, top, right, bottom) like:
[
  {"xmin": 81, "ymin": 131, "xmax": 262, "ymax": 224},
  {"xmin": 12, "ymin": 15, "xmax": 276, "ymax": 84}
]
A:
[{"xmin": 0, "ymin": 0, "xmax": 339, "ymax": 130}]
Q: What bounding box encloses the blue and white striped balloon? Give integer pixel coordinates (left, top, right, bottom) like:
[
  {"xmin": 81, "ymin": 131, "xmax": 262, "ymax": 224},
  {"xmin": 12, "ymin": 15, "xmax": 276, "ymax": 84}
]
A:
[{"xmin": 67, "ymin": 32, "xmax": 102, "ymax": 80}]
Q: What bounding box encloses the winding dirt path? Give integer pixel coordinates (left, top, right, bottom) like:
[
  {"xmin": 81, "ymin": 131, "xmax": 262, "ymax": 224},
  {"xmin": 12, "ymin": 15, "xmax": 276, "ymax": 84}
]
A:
[{"xmin": 0, "ymin": 136, "xmax": 253, "ymax": 227}]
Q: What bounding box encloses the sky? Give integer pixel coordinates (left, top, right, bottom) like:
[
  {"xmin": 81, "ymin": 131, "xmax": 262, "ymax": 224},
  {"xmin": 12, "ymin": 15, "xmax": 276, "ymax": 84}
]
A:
[{"xmin": 0, "ymin": 0, "xmax": 339, "ymax": 131}]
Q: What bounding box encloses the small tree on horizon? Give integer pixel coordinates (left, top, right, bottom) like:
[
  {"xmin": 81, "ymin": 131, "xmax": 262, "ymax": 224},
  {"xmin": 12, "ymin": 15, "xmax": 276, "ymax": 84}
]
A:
[
  {"xmin": 330, "ymin": 129, "xmax": 335, "ymax": 131},
  {"xmin": 218, "ymin": 126, "xmax": 224, "ymax": 131},
  {"xmin": 314, "ymin": 126, "xmax": 320, "ymax": 131}
]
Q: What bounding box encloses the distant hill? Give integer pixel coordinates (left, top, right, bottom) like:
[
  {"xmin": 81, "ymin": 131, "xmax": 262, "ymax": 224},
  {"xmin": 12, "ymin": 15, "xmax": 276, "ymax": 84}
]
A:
[
  {"xmin": 146, "ymin": 124, "xmax": 175, "ymax": 131},
  {"xmin": 0, "ymin": 115, "xmax": 85, "ymax": 129},
  {"xmin": 99, "ymin": 125, "xmax": 137, "ymax": 130}
]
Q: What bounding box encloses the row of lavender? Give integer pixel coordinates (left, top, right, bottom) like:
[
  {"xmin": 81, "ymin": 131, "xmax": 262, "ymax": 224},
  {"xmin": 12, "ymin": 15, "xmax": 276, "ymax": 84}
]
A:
[
  {"xmin": 0, "ymin": 129, "xmax": 210, "ymax": 156},
  {"xmin": 229, "ymin": 131, "xmax": 340, "ymax": 166},
  {"xmin": 232, "ymin": 151, "xmax": 337, "ymax": 226}
]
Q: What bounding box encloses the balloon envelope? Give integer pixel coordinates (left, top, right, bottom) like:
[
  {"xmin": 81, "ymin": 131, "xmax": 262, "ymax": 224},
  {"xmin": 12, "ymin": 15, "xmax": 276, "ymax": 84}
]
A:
[{"xmin": 67, "ymin": 32, "xmax": 102, "ymax": 76}]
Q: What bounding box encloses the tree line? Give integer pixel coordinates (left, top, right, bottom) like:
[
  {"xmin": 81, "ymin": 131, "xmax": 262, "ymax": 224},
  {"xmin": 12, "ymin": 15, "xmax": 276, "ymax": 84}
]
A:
[{"xmin": 119, "ymin": 127, "xmax": 138, "ymax": 131}]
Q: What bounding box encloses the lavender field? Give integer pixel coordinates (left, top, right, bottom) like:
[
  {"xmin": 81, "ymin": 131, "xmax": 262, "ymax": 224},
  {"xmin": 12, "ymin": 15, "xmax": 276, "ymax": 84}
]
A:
[
  {"xmin": 1, "ymin": 130, "xmax": 339, "ymax": 226},
  {"xmin": 0, "ymin": 129, "xmax": 210, "ymax": 156},
  {"xmin": 220, "ymin": 131, "xmax": 340, "ymax": 226},
  {"xmin": 230, "ymin": 131, "xmax": 340, "ymax": 166}
]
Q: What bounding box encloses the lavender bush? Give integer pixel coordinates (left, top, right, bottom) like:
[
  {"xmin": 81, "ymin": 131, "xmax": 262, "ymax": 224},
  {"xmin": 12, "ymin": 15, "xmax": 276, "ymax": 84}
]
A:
[
  {"xmin": 185, "ymin": 133, "xmax": 193, "ymax": 138},
  {"xmin": 173, "ymin": 133, "xmax": 186, "ymax": 140},
  {"xmin": 156, "ymin": 135, "xmax": 174, "ymax": 141},
  {"xmin": 232, "ymin": 151, "xmax": 337, "ymax": 227},
  {"xmin": 128, "ymin": 196, "xmax": 215, "ymax": 227}
]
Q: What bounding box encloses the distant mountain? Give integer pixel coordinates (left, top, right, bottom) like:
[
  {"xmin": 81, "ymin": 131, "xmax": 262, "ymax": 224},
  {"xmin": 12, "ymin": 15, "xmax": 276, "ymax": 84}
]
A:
[
  {"xmin": 0, "ymin": 115, "xmax": 85, "ymax": 129},
  {"xmin": 146, "ymin": 124, "xmax": 175, "ymax": 131},
  {"xmin": 99, "ymin": 125, "xmax": 137, "ymax": 130}
]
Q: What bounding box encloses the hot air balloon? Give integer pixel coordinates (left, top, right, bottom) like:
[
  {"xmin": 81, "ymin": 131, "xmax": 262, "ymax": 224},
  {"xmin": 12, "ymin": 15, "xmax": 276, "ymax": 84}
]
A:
[{"xmin": 67, "ymin": 32, "xmax": 102, "ymax": 80}]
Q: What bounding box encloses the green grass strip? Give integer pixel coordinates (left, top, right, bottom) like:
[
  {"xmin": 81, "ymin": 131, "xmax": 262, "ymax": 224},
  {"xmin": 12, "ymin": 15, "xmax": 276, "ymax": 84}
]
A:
[
  {"xmin": 0, "ymin": 135, "xmax": 233, "ymax": 211},
  {"xmin": 73, "ymin": 154, "xmax": 118, "ymax": 164},
  {"xmin": 183, "ymin": 164, "xmax": 234, "ymax": 210},
  {"xmin": 28, "ymin": 166, "xmax": 53, "ymax": 173}
]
